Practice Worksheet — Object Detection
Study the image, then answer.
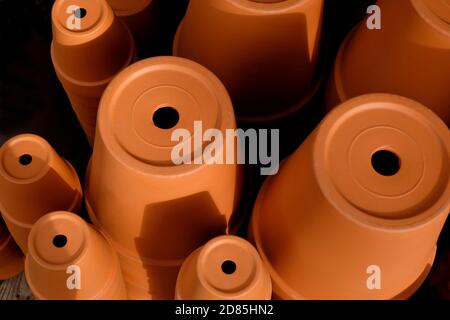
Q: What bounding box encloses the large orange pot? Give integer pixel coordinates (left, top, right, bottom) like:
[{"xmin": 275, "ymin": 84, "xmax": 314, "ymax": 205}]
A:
[
  {"xmin": 175, "ymin": 235, "xmax": 272, "ymax": 300},
  {"xmin": 0, "ymin": 134, "xmax": 82, "ymax": 254},
  {"xmin": 85, "ymin": 56, "xmax": 242, "ymax": 299},
  {"xmin": 327, "ymin": 0, "xmax": 450, "ymax": 126},
  {"xmin": 0, "ymin": 218, "xmax": 24, "ymax": 280},
  {"xmin": 51, "ymin": 0, "xmax": 135, "ymax": 144},
  {"xmin": 25, "ymin": 211, "xmax": 127, "ymax": 300},
  {"xmin": 173, "ymin": 0, "xmax": 324, "ymax": 123},
  {"xmin": 250, "ymin": 94, "xmax": 450, "ymax": 300}
]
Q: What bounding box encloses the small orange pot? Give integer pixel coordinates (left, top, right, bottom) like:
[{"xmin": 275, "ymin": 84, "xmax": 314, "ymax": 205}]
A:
[
  {"xmin": 175, "ymin": 235, "xmax": 272, "ymax": 300},
  {"xmin": 173, "ymin": 0, "xmax": 324, "ymax": 123},
  {"xmin": 25, "ymin": 211, "xmax": 127, "ymax": 300},
  {"xmin": 250, "ymin": 94, "xmax": 450, "ymax": 300},
  {"xmin": 51, "ymin": 0, "xmax": 136, "ymax": 144},
  {"xmin": 327, "ymin": 0, "xmax": 450, "ymax": 126},
  {"xmin": 85, "ymin": 56, "xmax": 242, "ymax": 299},
  {"xmin": 0, "ymin": 218, "xmax": 24, "ymax": 280},
  {"xmin": 0, "ymin": 134, "xmax": 82, "ymax": 254}
]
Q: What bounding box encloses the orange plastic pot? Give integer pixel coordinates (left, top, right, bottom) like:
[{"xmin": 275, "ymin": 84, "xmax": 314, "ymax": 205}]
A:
[
  {"xmin": 250, "ymin": 94, "xmax": 450, "ymax": 300},
  {"xmin": 0, "ymin": 134, "xmax": 82, "ymax": 254},
  {"xmin": 327, "ymin": 0, "xmax": 450, "ymax": 126},
  {"xmin": 173, "ymin": 0, "xmax": 324, "ymax": 123},
  {"xmin": 175, "ymin": 235, "xmax": 272, "ymax": 300},
  {"xmin": 25, "ymin": 211, "xmax": 127, "ymax": 300},
  {"xmin": 85, "ymin": 56, "xmax": 242, "ymax": 299},
  {"xmin": 51, "ymin": 0, "xmax": 136, "ymax": 144},
  {"xmin": 0, "ymin": 218, "xmax": 24, "ymax": 280}
]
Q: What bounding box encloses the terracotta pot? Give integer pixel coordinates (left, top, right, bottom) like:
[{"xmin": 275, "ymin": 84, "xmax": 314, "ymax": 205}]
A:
[
  {"xmin": 25, "ymin": 211, "xmax": 127, "ymax": 300},
  {"xmin": 85, "ymin": 56, "xmax": 242, "ymax": 299},
  {"xmin": 327, "ymin": 0, "xmax": 450, "ymax": 126},
  {"xmin": 51, "ymin": 0, "xmax": 136, "ymax": 144},
  {"xmin": 0, "ymin": 134, "xmax": 82, "ymax": 254},
  {"xmin": 175, "ymin": 235, "xmax": 272, "ymax": 300},
  {"xmin": 173, "ymin": 0, "xmax": 324, "ymax": 123},
  {"xmin": 250, "ymin": 94, "xmax": 450, "ymax": 300},
  {"xmin": 0, "ymin": 218, "xmax": 24, "ymax": 280},
  {"xmin": 106, "ymin": 0, "xmax": 159, "ymax": 57}
]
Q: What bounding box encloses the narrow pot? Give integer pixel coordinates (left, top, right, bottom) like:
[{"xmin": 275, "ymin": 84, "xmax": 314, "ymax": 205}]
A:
[
  {"xmin": 85, "ymin": 56, "xmax": 242, "ymax": 299},
  {"xmin": 250, "ymin": 94, "xmax": 450, "ymax": 299},
  {"xmin": 173, "ymin": 0, "xmax": 325, "ymax": 123},
  {"xmin": 0, "ymin": 218, "xmax": 24, "ymax": 280},
  {"xmin": 51, "ymin": 0, "xmax": 136, "ymax": 144},
  {"xmin": 0, "ymin": 134, "xmax": 82, "ymax": 254},
  {"xmin": 25, "ymin": 211, "xmax": 127, "ymax": 300},
  {"xmin": 326, "ymin": 0, "xmax": 450, "ymax": 126},
  {"xmin": 175, "ymin": 235, "xmax": 272, "ymax": 300}
]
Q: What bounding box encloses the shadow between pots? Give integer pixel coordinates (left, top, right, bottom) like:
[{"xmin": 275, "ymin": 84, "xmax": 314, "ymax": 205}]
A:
[{"xmin": 135, "ymin": 191, "xmax": 227, "ymax": 299}]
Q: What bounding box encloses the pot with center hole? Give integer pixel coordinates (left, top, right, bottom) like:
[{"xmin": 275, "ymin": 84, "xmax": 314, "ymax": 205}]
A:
[
  {"xmin": 85, "ymin": 56, "xmax": 242, "ymax": 299},
  {"xmin": 25, "ymin": 211, "xmax": 127, "ymax": 300},
  {"xmin": 0, "ymin": 134, "xmax": 82, "ymax": 254},
  {"xmin": 175, "ymin": 235, "xmax": 272, "ymax": 300},
  {"xmin": 250, "ymin": 94, "xmax": 450, "ymax": 299},
  {"xmin": 51, "ymin": 0, "xmax": 135, "ymax": 144}
]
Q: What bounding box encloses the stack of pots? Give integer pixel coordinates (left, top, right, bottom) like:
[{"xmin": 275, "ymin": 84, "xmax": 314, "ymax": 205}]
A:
[
  {"xmin": 25, "ymin": 211, "xmax": 127, "ymax": 300},
  {"xmin": 51, "ymin": 0, "xmax": 135, "ymax": 144},
  {"xmin": 327, "ymin": 0, "xmax": 450, "ymax": 126},
  {"xmin": 250, "ymin": 94, "xmax": 450, "ymax": 299},
  {"xmin": 85, "ymin": 56, "xmax": 242, "ymax": 299},
  {"xmin": 0, "ymin": 134, "xmax": 82, "ymax": 254}
]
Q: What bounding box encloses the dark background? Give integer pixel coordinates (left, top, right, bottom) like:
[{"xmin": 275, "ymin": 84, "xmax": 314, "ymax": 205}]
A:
[{"xmin": 0, "ymin": 0, "xmax": 448, "ymax": 300}]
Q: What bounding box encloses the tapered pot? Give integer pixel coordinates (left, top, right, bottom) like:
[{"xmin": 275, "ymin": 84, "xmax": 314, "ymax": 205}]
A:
[
  {"xmin": 174, "ymin": 0, "xmax": 325, "ymax": 123},
  {"xmin": 0, "ymin": 218, "xmax": 24, "ymax": 280},
  {"xmin": 327, "ymin": 0, "xmax": 450, "ymax": 126},
  {"xmin": 0, "ymin": 134, "xmax": 82, "ymax": 254},
  {"xmin": 51, "ymin": 0, "xmax": 135, "ymax": 144},
  {"xmin": 25, "ymin": 211, "xmax": 127, "ymax": 300},
  {"xmin": 175, "ymin": 235, "xmax": 272, "ymax": 300},
  {"xmin": 85, "ymin": 56, "xmax": 242, "ymax": 299},
  {"xmin": 250, "ymin": 94, "xmax": 450, "ymax": 299}
]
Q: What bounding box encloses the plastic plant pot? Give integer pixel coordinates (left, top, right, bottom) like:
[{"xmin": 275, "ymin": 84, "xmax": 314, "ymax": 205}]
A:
[
  {"xmin": 51, "ymin": 0, "xmax": 136, "ymax": 144},
  {"xmin": 0, "ymin": 218, "xmax": 24, "ymax": 280},
  {"xmin": 173, "ymin": 0, "xmax": 325, "ymax": 123},
  {"xmin": 25, "ymin": 211, "xmax": 127, "ymax": 300},
  {"xmin": 0, "ymin": 134, "xmax": 82, "ymax": 254},
  {"xmin": 85, "ymin": 56, "xmax": 242, "ymax": 299},
  {"xmin": 327, "ymin": 0, "xmax": 450, "ymax": 126},
  {"xmin": 250, "ymin": 94, "xmax": 450, "ymax": 300},
  {"xmin": 175, "ymin": 235, "xmax": 272, "ymax": 300}
]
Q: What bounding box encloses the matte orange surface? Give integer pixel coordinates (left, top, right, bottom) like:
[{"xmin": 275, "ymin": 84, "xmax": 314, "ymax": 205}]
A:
[
  {"xmin": 250, "ymin": 94, "xmax": 450, "ymax": 299},
  {"xmin": 0, "ymin": 134, "xmax": 82, "ymax": 254}
]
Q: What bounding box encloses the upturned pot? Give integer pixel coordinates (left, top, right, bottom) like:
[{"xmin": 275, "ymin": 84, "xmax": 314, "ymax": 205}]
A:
[
  {"xmin": 173, "ymin": 0, "xmax": 325, "ymax": 123},
  {"xmin": 250, "ymin": 94, "xmax": 450, "ymax": 300},
  {"xmin": 175, "ymin": 235, "xmax": 272, "ymax": 300},
  {"xmin": 25, "ymin": 211, "xmax": 127, "ymax": 300},
  {"xmin": 0, "ymin": 218, "xmax": 24, "ymax": 280},
  {"xmin": 327, "ymin": 0, "xmax": 450, "ymax": 126},
  {"xmin": 0, "ymin": 134, "xmax": 82, "ymax": 254},
  {"xmin": 106, "ymin": 0, "xmax": 159, "ymax": 57},
  {"xmin": 51, "ymin": 0, "xmax": 136, "ymax": 144},
  {"xmin": 85, "ymin": 56, "xmax": 242, "ymax": 299}
]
